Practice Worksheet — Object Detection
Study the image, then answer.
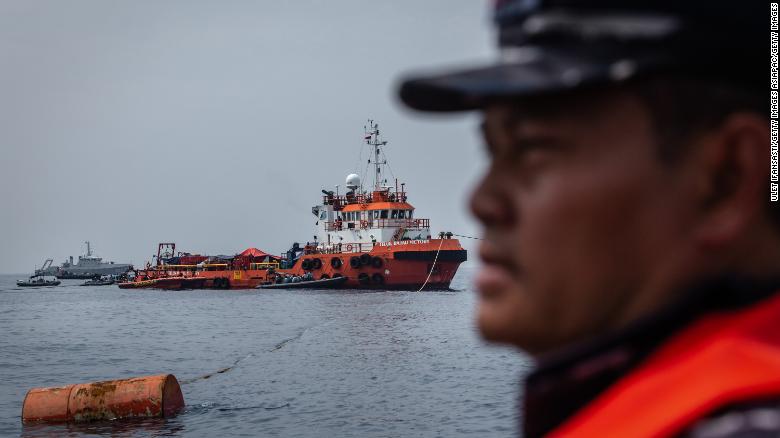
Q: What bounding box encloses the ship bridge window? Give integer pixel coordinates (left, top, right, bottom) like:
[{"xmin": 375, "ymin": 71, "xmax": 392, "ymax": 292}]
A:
[
  {"xmin": 408, "ymin": 210, "xmax": 413, "ymax": 219},
  {"xmin": 373, "ymin": 210, "xmax": 379, "ymax": 219},
  {"xmin": 391, "ymin": 210, "xmax": 398, "ymax": 219},
  {"xmin": 319, "ymin": 211, "xmax": 327, "ymax": 220},
  {"xmin": 380, "ymin": 210, "xmax": 388, "ymax": 219},
  {"xmin": 398, "ymin": 210, "xmax": 406, "ymax": 219}
]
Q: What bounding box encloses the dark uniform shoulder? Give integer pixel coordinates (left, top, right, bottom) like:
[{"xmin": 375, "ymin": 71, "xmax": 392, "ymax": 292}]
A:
[{"xmin": 685, "ymin": 399, "xmax": 780, "ymax": 438}]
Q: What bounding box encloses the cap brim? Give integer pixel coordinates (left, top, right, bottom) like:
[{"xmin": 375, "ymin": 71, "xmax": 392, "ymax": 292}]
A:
[{"xmin": 398, "ymin": 47, "xmax": 656, "ymax": 112}]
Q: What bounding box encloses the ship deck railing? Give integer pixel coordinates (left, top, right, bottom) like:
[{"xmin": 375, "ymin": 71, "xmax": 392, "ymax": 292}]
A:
[
  {"xmin": 148, "ymin": 262, "xmax": 281, "ymax": 273},
  {"xmin": 153, "ymin": 263, "xmax": 230, "ymax": 271},
  {"xmin": 312, "ymin": 242, "xmax": 376, "ymax": 254},
  {"xmin": 249, "ymin": 262, "xmax": 280, "ymax": 270},
  {"xmin": 325, "ymin": 218, "xmax": 429, "ymax": 232},
  {"xmin": 322, "ymin": 190, "xmax": 408, "ymax": 210},
  {"xmin": 155, "ymin": 264, "xmax": 198, "ymax": 270}
]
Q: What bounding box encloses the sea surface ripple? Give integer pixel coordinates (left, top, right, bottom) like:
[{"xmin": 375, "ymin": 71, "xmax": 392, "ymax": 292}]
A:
[{"xmin": 0, "ymin": 267, "xmax": 531, "ymax": 437}]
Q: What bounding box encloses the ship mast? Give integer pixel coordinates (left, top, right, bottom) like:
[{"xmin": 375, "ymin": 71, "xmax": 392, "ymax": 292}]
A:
[{"xmin": 365, "ymin": 120, "xmax": 388, "ymax": 191}]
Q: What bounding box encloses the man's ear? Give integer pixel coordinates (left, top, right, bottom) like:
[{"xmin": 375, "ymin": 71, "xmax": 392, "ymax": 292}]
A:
[{"xmin": 691, "ymin": 113, "xmax": 770, "ymax": 248}]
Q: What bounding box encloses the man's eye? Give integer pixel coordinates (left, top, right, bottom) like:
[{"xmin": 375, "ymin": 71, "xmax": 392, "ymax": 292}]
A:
[
  {"xmin": 516, "ymin": 137, "xmax": 558, "ymax": 150},
  {"xmin": 509, "ymin": 142, "xmax": 550, "ymax": 158}
]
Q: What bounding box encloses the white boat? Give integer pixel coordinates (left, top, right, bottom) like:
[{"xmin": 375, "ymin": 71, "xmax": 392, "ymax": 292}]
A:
[{"xmin": 17, "ymin": 275, "xmax": 61, "ymax": 287}]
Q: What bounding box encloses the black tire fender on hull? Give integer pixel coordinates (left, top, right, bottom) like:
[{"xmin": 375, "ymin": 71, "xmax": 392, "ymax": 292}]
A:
[
  {"xmin": 350, "ymin": 256, "xmax": 361, "ymax": 269},
  {"xmin": 213, "ymin": 277, "xmax": 230, "ymax": 289}
]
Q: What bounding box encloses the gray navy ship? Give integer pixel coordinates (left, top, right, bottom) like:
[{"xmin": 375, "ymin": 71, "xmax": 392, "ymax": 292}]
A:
[{"xmin": 36, "ymin": 242, "xmax": 133, "ymax": 279}]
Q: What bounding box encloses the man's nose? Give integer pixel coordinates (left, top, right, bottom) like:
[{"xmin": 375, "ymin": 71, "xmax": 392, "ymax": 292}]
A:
[{"xmin": 469, "ymin": 167, "xmax": 514, "ymax": 227}]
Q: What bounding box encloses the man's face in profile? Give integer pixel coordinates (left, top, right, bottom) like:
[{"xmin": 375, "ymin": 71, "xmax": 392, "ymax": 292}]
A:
[{"xmin": 470, "ymin": 89, "xmax": 697, "ymax": 354}]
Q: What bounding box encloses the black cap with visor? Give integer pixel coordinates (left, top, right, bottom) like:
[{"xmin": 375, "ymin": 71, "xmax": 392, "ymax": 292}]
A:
[{"xmin": 398, "ymin": 1, "xmax": 764, "ymax": 112}]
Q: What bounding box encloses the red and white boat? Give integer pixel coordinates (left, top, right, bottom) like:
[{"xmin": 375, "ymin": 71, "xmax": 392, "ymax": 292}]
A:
[{"xmin": 119, "ymin": 121, "xmax": 467, "ymax": 290}]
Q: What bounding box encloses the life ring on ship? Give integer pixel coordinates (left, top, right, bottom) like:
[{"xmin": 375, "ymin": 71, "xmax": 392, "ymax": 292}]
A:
[
  {"xmin": 301, "ymin": 259, "xmax": 311, "ymax": 271},
  {"xmin": 359, "ymin": 253, "xmax": 371, "ymax": 266},
  {"xmin": 346, "ymin": 244, "xmax": 353, "ymax": 252},
  {"xmin": 350, "ymin": 256, "xmax": 361, "ymax": 269},
  {"xmin": 371, "ymin": 256, "xmax": 383, "ymax": 269},
  {"xmin": 358, "ymin": 272, "xmax": 370, "ymax": 285},
  {"xmin": 312, "ymin": 258, "xmax": 322, "ymax": 270},
  {"xmin": 331, "ymin": 257, "xmax": 342, "ymax": 269},
  {"xmin": 371, "ymin": 273, "xmax": 384, "ymax": 285}
]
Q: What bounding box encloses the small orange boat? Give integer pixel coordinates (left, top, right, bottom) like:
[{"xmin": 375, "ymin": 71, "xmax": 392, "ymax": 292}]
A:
[{"xmin": 119, "ymin": 121, "xmax": 466, "ymax": 290}]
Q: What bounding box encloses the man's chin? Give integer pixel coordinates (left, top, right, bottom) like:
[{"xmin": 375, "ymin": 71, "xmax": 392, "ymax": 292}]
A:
[{"xmin": 476, "ymin": 302, "xmax": 519, "ymax": 345}]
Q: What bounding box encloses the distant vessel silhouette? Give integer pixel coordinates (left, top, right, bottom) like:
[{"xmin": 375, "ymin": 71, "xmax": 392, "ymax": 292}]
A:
[{"xmin": 37, "ymin": 242, "xmax": 133, "ymax": 279}]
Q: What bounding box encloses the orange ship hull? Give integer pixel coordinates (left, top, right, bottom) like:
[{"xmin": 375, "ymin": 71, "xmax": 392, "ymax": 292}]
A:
[{"xmin": 118, "ymin": 239, "xmax": 466, "ymax": 291}]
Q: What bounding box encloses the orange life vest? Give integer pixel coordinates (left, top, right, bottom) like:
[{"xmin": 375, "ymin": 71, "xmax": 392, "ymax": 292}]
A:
[{"xmin": 549, "ymin": 292, "xmax": 780, "ymax": 438}]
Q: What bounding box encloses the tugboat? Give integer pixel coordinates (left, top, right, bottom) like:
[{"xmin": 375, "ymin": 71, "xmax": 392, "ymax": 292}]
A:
[
  {"xmin": 17, "ymin": 275, "xmax": 61, "ymax": 287},
  {"xmin": 119, "ymin": 121, "xmax": 467, "ymax": 290}
]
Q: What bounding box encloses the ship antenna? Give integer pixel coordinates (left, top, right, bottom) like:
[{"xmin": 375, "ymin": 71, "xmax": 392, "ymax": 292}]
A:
[
  {"xmin": 365, "ymin": 119, "xmax": 388, "ymax": 191},
  {"xmin": 85, "ymin": 241, "xmax": 91, "ymax": 257}
]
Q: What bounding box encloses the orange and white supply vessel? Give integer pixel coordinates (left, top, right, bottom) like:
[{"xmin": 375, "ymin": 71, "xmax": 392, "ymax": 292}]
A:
[{"xmin": 119, "ymin": 120, "xmax": 467, "ymax": 290}]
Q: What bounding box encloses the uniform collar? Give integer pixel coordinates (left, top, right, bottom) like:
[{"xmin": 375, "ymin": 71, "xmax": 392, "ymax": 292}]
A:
[{"xmin": 522, "ymin": 275, "xmax": 780, "ymax": 438}]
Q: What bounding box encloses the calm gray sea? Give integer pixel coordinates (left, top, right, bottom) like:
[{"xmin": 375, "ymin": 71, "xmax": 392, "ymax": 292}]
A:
[{"xmin": 0, "ymin": 267, "xmax": 531, "ymax": 437}]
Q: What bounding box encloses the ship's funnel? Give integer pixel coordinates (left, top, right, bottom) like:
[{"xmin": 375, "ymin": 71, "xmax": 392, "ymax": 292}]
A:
[{"xmin": 346, "ymin": 174, "xmax": 361, "ymax": 190}]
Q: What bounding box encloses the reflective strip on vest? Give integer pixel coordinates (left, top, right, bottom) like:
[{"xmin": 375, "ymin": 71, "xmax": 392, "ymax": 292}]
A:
[{"xmin": 549, "ymin": 292, "xmax": 780, "ymax": 438}]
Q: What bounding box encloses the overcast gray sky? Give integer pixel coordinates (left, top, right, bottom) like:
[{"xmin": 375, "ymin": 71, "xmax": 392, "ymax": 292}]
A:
[{"xmin": 0, "ymin": 1, "xmax": 494, "ymax": 274}]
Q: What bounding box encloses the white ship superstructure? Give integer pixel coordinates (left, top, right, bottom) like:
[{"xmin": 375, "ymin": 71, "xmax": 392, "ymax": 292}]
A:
[{"xmin": 311, "ymin": 120, "xmax": 432, "ymax": 251}]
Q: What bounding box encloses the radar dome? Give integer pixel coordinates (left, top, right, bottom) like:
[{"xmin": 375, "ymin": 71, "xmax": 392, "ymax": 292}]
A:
[{"xmin": 346, "ymin": 174, "xmax": 361, "ymax": 190}]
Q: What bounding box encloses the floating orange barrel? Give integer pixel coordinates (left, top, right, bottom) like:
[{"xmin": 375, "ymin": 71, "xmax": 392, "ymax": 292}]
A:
[{"xmin": 22, "ymin": 374, "xmax": 184, "ymax": 423}]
